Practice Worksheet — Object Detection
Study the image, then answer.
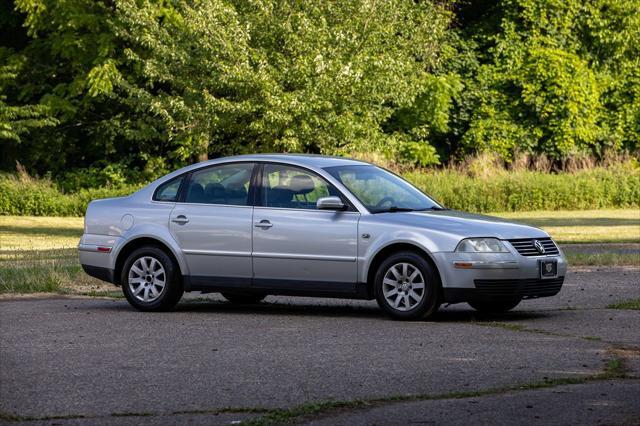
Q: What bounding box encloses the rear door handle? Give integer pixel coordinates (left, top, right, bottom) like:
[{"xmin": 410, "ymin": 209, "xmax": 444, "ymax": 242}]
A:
[
  {"xmin": 172, "ymin": 215, "xmax": 189, "ymax": 225},
  {"xmin": 254, "ymin": 219, "xmax": 273, "ymax": 229}
]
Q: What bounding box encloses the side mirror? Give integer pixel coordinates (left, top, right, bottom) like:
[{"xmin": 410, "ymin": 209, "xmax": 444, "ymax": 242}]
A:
[{"xmin": 316, "ymin": 196, "xmax": 345, "ymax": 211}]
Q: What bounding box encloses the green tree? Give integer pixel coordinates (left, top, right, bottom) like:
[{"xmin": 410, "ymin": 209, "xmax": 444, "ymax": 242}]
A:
[
  {"xmin": 2, "ymin": 0, "xmax": 453, "ymax": 178},
  {"xmin": 456, "ymin": 0, "xmax": 640, "ymax": 161}
]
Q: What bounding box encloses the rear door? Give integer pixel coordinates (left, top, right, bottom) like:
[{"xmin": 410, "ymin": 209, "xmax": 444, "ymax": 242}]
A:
[{"xmin": 168, "ymin": 162, "xmax": 256, "ymax": 286}]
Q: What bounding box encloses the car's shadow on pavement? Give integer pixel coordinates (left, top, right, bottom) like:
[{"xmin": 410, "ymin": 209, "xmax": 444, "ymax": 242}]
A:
[
  {"xmin": 179, "ymin": 300, "xmax": 388, "ymax": 319},
  {"xmin": 92, "ymin": 298, "xmax": 555, "ymax": 322}
]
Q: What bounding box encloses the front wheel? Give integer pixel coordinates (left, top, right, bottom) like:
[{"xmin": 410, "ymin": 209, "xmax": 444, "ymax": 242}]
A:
[
  {"xmin": 469, "ymin": 299, "xmax": 521, "ymax": 313},
  {"xmin": 121, "ymin": 246, "xmax": 183, "ymax": 311},
  {"xmin": 374, "ymin": 251, "xmax": 440, "ymax": 320}
]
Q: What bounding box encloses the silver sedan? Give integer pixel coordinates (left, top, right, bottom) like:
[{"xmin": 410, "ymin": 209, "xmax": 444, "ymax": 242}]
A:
[{"xmin": 79, "ymin": 154, "xmax": 567, "ymax": 319}]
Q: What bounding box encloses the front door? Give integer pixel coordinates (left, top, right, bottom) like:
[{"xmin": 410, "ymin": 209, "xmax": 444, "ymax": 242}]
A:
[
  {"xmin": 169, "ymin": 162, "xmax": 256, "ymax": 286},
  {"xmin": 252, "ymin": 163, "xmax": 360, "ymax": 293}
]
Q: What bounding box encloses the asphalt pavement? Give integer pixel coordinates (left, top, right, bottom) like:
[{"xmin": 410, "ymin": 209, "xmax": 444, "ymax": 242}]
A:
[{"xmin": 0, "ymin": 266, "xmax": 639, "ymax": 425}]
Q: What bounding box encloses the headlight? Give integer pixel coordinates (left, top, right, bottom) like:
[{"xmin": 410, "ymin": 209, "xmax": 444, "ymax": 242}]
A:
[{"xmin": 456, "ymin": 238, "xmax": 509, "ymax": 253}]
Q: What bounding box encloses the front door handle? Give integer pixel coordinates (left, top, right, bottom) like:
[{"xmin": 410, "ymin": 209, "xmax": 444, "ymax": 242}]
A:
[
  {"xmin": 172, "ymin": 215, "xmax": 189, "ymax": 225},
  {"xmin": 254, "ymin": 219, "xmax": 273, "ymax": 229}
]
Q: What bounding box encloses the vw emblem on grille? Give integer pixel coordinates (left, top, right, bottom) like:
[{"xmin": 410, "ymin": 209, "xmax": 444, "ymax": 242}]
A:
[
  {"xmin": 545, "ymin": 263, "xmax": 553, "ymax": 273},
  {"xmin": 533, "ymin": 239, "xmax": 546, "ymax": 254}
]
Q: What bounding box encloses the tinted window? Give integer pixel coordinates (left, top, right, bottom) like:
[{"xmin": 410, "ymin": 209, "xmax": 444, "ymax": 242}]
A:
[
  {"xmin": 154, "ymin": 176, "xmax": 184, "ymax": 202},
  {"xmin": 185, "ymin": 163, "xmax": 254, "ymax": 205},
  {"xmin": 262, "ymin": 164, "xmax": 339, "ymax": 210}
]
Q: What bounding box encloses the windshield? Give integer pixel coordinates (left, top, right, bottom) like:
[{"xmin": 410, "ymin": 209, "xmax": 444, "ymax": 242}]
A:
[{"xmin": 324, "ymin": 165, "xmax": 444, "ymax": 213}]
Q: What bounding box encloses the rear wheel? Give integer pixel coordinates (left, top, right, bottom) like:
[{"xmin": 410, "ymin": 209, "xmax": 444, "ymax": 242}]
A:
[
  {"xmin": 221, "ymin": 292, "xmax": 266, "ymax": 304},
  {"xmin": 374, "ymin": 251, "xmax": 440, "ymax": 320},
  {"xmin": 469, "ymin": 299, "xmax": 521, "ymax": 313},
  {"xmin": 121, "ymin": 246, "xmax": 183, "ymax": 311}
]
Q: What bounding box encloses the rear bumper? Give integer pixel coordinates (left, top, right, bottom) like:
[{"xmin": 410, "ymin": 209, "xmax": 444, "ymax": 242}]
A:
[
  {"xmin": 443, "ymin": 277, "xmax": 564, "ymax": 303},
  {"xmin": 81, "ymin": 264, "xmax": 116, "ymax": 285}
]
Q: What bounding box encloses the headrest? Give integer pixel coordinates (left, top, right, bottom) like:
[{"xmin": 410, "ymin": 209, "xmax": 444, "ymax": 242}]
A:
[
  {"xmin": 288, "ymin": 174, "xmax": 315, "ymax": 195},
  {"xmin": 189, "ymin": 183, "xmax": 204, "ymax": 195},
  {"xmin": 205, "ymin": 183, "xmax": 224, "ymax": 194}
]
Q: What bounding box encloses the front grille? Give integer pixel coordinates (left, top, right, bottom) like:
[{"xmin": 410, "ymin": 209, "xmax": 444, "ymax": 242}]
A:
[
  {"xmin": 507, "ymin": 238, "xmax": 559, "ymax": 256},
  {"xmin": 474, "ymin": 277, "xmax": 564, "ymax": 300}
]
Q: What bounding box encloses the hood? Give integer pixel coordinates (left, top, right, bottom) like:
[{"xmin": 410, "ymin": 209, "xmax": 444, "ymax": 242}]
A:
[{"xmin": 374, "ymin": 210, "xmax": 549, "ymax": 240}]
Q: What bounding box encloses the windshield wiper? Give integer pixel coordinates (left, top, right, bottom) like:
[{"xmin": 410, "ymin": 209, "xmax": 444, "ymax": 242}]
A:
[
  {"xmin": 373, "ymin": 206, "xmax": 417, "ymax": 213},
  {"xmin": 373, "ymin": 206, "xmax": 449, "ymax": 214},
  {"xmin": 417, "ymin": 206, "xmax": 449, "ymax": 211}
]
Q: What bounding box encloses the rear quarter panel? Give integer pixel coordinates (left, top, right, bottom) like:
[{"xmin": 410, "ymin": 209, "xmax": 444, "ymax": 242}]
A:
[{"xmin": 81, "ymin": 197, "xmax": 187, "ymax": 276}]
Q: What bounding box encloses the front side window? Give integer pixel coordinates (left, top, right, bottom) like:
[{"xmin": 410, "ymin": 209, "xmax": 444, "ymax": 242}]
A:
[
  {"xmin": 154, "ymin": 176, "xmax": 184, "ymax": 202},
  {"xmin": 185, "ymin": 163, "xmax": 254, "ymax": 205},
  {"xmin": 325, "ymin": 165, "xmax": 442, "ymax": 213},
  {"xmin": 262, "ymin": 164, "xmax": 340, "ymax": 210}
]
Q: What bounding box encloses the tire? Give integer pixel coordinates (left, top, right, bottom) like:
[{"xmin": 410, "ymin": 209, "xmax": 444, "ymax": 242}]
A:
[
  {"xmin": 221, "ymin": 292, "xmax": 266, "ymax": 304},
  {"xmin": 469, "ymin": 299, "xmax": 521, "ymax": 313},
  {"xmin": 374, "ymin": 251, "xmax": 440, "ymax": 320},
  {"xmin": 121, "ymin": 246, "xmax": 183, "ymax": 311}
]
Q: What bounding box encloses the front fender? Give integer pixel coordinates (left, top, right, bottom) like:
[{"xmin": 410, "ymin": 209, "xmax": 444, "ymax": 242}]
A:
[{"xmin": 359, "ymin": 229, "xmax": 446, "ymax": 286}]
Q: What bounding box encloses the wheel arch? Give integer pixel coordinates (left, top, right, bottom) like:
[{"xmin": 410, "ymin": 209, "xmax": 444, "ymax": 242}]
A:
[
  {"xmin": 114, "ymin": 237, "xmax": 184, "ymax": 286},
  {"xmin": 365, "ymin": 242, "xmax": 443, "ymax": 298}
]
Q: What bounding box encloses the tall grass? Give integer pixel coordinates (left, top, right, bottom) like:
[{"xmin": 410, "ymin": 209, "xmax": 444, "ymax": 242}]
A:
[
  {"xmin": 0, "ymin": 172, "xmax": 141, "ymax": 216},
  {"xmin": 407, "ymin": 167, "xmax": 639, "ymax": 212},
  {"xmin": 1, "ymin": 154, "xmax": 639, "ymax": 216},
  {"xmin": 0, "ymin": 248, "xmax": 118, "ymax": 295},
  {"xmin": 402, "ymin": 152, "xmax": 640, "ymax": 212}
]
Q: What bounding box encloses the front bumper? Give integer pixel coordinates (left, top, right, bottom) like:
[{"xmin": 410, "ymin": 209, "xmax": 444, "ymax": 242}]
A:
[
  {"xmin": 443, "ymin": 277, "xmax": 564, "ymax": 303},
  {"xmin": 433, "ymin": 249, "xmax": 568, "ymax": 303}
]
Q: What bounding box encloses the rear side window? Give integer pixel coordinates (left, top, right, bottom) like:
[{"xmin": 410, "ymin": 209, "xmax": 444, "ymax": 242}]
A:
[
  {"xmin": 153, "ymin": 176, "xmax": 184, "ymax": 202},
  {"xmin": 184, "ymin": 163, "xmax": 254, "ymax": 206}
]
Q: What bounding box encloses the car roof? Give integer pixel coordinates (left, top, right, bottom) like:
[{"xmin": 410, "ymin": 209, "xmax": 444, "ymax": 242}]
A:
[{"xmin": 199, "ymin": 153, "xmax": 371, "ymax": 169}]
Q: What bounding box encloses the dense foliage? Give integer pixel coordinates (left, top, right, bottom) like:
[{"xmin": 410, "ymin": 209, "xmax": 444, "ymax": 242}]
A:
[
  {"xmin": 2, "ymin": 165, "xmax": 638, "ymax": 216},
  {"xmin": 1, "ymin": 0, "xmax": 638, "ymax": 183}
]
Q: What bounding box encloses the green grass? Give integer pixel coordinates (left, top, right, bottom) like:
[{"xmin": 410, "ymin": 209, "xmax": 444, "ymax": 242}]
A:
[
  {"xmin": 0, "ymin": 209, "xmax": 638, "ymax": 296},
  {"xmin": 2, "ymin": 166, "xmax": 639, "ymax": 216},
  {"xmin": 607, "ymin": 299, "xmax": 640, "ymax": 310},
  {"xmin": 0, "ymin": 217, "xmax": 119, "ymax": 296},
  {"xmin": 0, "ymin": 250, "xmax": 115, "ymax": 295},
  {"xmin": 565, "ymin": 252, "xmax": 640, "ymax": 266},
  {"xmin": 0, "ymin": 217, "xmax": 91, "ymax": 294},
  {"xmin": 0, "ymin": 216, "xmax": 83, "ymax": 250},
  {"xmin": 405, "ymin": 166, "xmax": 640, "ymax": 213},
  {"xmin": 493, "ymin": 209, "xmax": 640, "ymax": 244}
]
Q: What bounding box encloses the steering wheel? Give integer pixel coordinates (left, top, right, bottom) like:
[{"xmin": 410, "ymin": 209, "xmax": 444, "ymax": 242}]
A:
[{"xmin": 375, "ymin": 196, "xmax": 396, "ymax": 209}]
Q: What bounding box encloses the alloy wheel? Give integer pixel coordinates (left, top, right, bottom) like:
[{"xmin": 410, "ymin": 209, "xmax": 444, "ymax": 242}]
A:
[
  {"xmin": 382, "ymin": 262, "xmax": 426, "ymax": 311},
  {"xmin": 128, "ymin": 256, "xmax": 166, "ymax": 303}
]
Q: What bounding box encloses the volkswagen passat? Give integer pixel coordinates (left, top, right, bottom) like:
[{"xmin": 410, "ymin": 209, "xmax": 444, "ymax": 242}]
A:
[{"xmin": 79, "ymin": 154, "xmax": 566, "ymax": 319}]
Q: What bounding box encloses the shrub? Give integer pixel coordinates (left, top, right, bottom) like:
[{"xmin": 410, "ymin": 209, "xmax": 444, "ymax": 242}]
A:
[
  {"xmin": 405, "ymin": 165, "xmax": 639, "ymax": 212},
  {"xmin": 0, "ymin": 173, "xmax": 141, "ymax": 216},
  {"xmin": 1, "ymin": 164, "xmax": 638, "ymax": 216}
]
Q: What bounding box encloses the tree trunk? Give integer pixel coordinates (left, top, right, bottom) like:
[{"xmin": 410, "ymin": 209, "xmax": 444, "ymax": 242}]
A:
[{"xmin": 196, "ymin": 134, "xmax": 209, "ymax": 162}]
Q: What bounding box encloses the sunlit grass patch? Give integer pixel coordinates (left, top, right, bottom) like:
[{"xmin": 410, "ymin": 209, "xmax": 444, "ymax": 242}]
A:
[
  {"xmin": 493, "ymin": 209, "xmax": 640, "ymax": 244},
  {"xmin": 0, "ymin": 248, "xmax": 114, "ymax": 295},
  {"xmin": 0, "ymin": 209, "xmax": 638, "ymax": 296},
  {"xmin": 565, "ymin": 252, "xmax": 640, "ymax": 267},
  {"xmin": 0, "ymin": 216, "xmax": 83, "ymax": 250}
]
